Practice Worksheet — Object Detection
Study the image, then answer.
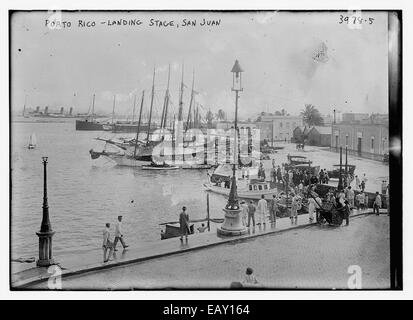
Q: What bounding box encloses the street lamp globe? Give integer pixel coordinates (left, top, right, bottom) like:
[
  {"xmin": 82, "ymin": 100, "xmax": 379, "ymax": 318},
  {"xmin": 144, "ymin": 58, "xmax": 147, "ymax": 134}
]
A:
[{"xmin": 231, "ymin": 60, "xmax": 244, "ymax": 92}]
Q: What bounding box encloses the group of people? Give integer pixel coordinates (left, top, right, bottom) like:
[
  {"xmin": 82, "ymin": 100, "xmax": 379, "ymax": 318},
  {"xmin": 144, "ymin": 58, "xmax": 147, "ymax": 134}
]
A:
[
  {"xmin": 240, "ymin": 194, "xmax": 279, "ymax": 229},
  {"xmin": 102, "ymin": 215, "xmax": 129, "ymax": 263},
  {"xmin": 318, "ymin": 169, "xmax": 330, "ymax": 184},
  {"xmin": 354, "ymin": 174, "xmax": 368, "ymax": 192}
]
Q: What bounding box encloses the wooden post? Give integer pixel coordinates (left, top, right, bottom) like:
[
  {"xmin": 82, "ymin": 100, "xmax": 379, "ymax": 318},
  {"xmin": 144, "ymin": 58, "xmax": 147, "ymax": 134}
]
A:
[{"xmin": 207, "ymin": 193, "xmax": 210, "ymax": 232}]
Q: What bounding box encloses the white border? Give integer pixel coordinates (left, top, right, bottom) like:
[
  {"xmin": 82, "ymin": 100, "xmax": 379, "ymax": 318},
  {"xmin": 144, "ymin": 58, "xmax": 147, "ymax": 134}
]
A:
[{"xmin": 1, "ymin": 0, "xmax": 412, "ymax": 300}]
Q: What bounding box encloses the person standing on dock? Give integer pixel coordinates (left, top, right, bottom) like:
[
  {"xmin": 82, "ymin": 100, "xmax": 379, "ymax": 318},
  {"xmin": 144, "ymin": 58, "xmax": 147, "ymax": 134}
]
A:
[
  {"xmin": 308, "ymin": 196, "xmax": 316, "ymax": 223},
  {"xmin": 290, "ymin": 193, "xmax": 300, "ymax": 225},
  {"xmin": 240, "ymin": 200, "xmax": 248, "ymax": 226},
  {"xmin": 247, "ymin": 200, "xmax": 256, "ymax": 228},
  {"xmin": 179, "ymin": 206, "xmax": 190, "ymax": 241},
  {"xmin": 276, "ymin": 166, "xmax": 282, "ymax": 184},
  {"xmin": 357, "ymin": 191, "xmax": 365, "ymax": 210},
  {"xmin": 373, "ymin": 192, "xmax": 382, "ymax": 215},
  {"xmin": 361, "ymin": 174, "xmax": 368, "ymax": 191},
  {"xmin": 269, "ymin": 194, "xmax": 278, "ymax": 226},
  {"xmin": 113, "ymin": 216, "xmax": 129, "ymax": 251},
  {"xmin": 346, "ymin": 186, "xmax": 355, "ymax": 211},
  {"xmin": 257, "ymin": 195, "xmax": 267, "ymax": 226},
  {"xmin": 102, "ymin": 223, "xmax": 114, "ymax": 263}
]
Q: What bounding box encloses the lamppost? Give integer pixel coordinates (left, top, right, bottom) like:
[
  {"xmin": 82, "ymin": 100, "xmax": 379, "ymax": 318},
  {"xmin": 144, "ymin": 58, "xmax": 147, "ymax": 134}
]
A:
[
  {"xmin": 338, "ymin": 147, "xmax": 343, "ymax": 191},
  {"xmin": 217, "ymin": 60, "xmax": 248, "ymax": 236},
  {"xmin": 36, "ymin": 157, "xmax": 55, "ymax": 267}
]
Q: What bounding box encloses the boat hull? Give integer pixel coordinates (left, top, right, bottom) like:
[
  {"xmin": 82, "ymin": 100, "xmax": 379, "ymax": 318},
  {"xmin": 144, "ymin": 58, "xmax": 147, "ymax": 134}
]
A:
[
  {"xmin": 142, "ymin": 165, "xmax": 179, "ymax": 170},
  {"xmin": 203, "ymin": 183, "xmax": 279, "ymax": 200},
  {"xmin": 107, "ymin": 154, "xmax": 150, "ymax": 167},
  {"xmin": 76, "ymin": 120, "xmax": 104, "ymax": 131}
]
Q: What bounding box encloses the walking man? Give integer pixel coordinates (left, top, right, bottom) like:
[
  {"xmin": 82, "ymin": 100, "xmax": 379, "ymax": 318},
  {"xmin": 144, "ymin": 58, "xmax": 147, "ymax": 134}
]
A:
[
  {"xmin": 113, "ymin": 215, "xmax": 129, "ymax": 251},
  {"xmin": 373, "ymin": 192, "xmax": 382, "ymax": 215},
  {"xmin": 247, "ymin": 200, "xmax": 256, "ymax": 228},
  {"xmin": 269, "ymin": 194, "xmax": 278, "ymax": 226},
  {"xmin": 257, "ymin": 195, "xmax": 267, "ymax": 227},
  {"xmin": 179, "ymin": 206, "xmax": 190, "ymax": 241},
  {"xmin": 102, "ymin": 223, "xmax": 114, "ymax": 263}
]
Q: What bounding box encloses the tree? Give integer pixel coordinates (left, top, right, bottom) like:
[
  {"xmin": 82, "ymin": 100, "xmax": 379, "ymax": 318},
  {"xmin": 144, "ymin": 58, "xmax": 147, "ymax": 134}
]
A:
[
  {"xmin": 215, "ymin": 109, "xmax": 227, "ymax": 121},
  {"xmin": 301, "ymin": 104, "xmax": 324, "ymax": 126}
]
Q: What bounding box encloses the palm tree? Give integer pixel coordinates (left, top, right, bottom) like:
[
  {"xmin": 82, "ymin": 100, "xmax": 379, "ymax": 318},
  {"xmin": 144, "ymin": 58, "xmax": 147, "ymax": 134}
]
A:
[
  {"xmin": 215, "ymin": 109, "xmax": 227, "ymax": 121},
  {"xmin": 301, "ymin": 104, "xmax": 324, "ymax": 126}
]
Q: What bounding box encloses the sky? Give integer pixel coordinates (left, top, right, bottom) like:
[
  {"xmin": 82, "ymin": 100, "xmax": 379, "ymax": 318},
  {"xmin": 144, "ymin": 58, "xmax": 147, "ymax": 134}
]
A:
[{"xmin": 11, "ymin": 11, "xmax": 389, "ymax": 120}]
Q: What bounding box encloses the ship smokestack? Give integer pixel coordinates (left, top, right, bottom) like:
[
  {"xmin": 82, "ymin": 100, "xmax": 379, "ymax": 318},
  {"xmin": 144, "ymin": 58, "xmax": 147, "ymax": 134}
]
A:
[
  {"xmin": 69, "ymin": 107, "xmax": 73, "ymax": 115},
  {"xmin": 36, "ymin": 106, "xmax": 40, "ymax": 113},
  {"xmin": 60, "ymin": 107, "xmax": 64, "ymax": 114},
  {"xmin": 44, "ymin": 106, "xmax": 49, "ymax": 114}
]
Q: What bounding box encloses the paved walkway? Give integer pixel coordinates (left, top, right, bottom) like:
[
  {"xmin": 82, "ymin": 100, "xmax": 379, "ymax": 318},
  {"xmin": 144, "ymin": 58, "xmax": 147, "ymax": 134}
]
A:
[
  {"xmin": 31, "ymin": 213, "xmax": 390, "ymax": 290},
  {"xmin": 12, "ymin": 208, "xmax": 386, "ymax": 289}
]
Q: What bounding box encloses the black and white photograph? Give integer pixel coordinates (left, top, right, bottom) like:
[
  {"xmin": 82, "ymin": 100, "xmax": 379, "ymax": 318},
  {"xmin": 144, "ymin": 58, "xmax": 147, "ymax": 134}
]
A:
[{"xmin": 8, "ymin": 8, "xmax": 402, "ymax": 291}]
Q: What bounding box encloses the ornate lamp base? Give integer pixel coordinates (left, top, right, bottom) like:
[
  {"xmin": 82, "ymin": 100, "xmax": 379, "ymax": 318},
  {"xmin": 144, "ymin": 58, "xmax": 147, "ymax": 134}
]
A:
[
  {"xmin": 217, "ymin": 207, "xmax": 248, "ymax": 236},
  {"xmin": 36, "ymin": 231, "xmax": 55, "ymax": 267}
]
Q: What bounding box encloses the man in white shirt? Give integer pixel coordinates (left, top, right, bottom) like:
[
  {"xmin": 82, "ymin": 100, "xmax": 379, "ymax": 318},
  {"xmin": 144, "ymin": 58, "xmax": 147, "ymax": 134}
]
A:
[
  {"xmin": 257, "ymin": 195, "xmax": 267, "ymax": 226},
  {"xmin": 113, "ymin": 215, "xmax": 129, "ymax": 251},
  {"xmin": 102, "ymin": 223, "xmax": 114, "ymax": 263}
]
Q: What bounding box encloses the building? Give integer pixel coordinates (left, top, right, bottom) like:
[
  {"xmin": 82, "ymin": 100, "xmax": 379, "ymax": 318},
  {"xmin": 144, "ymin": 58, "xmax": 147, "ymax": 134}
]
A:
[
  {"xmin": 342, "ymin": 113, "xmax": 369, "ymax": 122},
  {"xmin": 256, "ymin": 114, "xmax": 303, "ymax": 143},
  {"xmin": 307, "ymin": 126, "xmax": 331, "ymax": 147},
  {"xmin": 331, "ymin": 115, "xmax": 389, "ymax": 161},
  {"xmin": 215, "ymin": 120, "xmax": 258, "ymax": 131}
]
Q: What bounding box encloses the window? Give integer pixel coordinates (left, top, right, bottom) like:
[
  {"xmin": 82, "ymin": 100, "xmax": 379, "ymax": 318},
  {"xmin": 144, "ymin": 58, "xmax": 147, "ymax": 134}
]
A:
[
  {"xmin": 264, "ymin": 185, "xmax": 268, "ymax": 190},
  {"xmin": 279, "ymin": 122, "xmax": 283, "ymax": 128},
  {"xmin": 345, "ymin": 135, "xmax": 349, "ymax": 147},
  {"xmin": 371, "ymin": 137, "xmax": 375, "ymax": 149},
  {"xmin": 254, "ymin": 185, "xmax": 257, "ymax": 190},
  {"xmin": 249, "ymin": 185, "xmax": 252, "ymax": 191},
  {"xmin": 258, "ymin": 185, "xmax": 262, "ymax": 191}
]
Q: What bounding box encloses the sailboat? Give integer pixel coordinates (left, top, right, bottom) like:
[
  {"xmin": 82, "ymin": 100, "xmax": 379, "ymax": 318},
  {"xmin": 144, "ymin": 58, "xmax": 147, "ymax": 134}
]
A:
[
  {"xmin": 28, "ymin": 133, "xmax": 36, "ymax": 149},
  {"xmin": 89, "ymin": 65, "xmax": 218, "ymax": 168}
]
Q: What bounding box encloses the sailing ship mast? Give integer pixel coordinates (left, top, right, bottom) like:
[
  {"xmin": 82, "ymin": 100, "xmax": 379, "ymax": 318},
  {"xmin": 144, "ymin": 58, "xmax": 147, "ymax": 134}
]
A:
[
  {"xmin": 163, "ymin": 64, "xmax": 171, "ymax": 130},
  {"xmin": 91, "ymin": 94, "xmax": 96, "ymax": 122},
  {"xmin": 133, "ymin": 90, "xmax": 145, "ymax": 159},
  {"xmin": 111, "ymin": 95, "xmax": 116, "ymax": 125},
  {"xmin": 146, "ymin": 66, "xmax": 156, "ymax": 146},
  {"xmin": 131, "ymin": 94, "xmax": 137, "ymax": 123},
  {"xmin": 177, "ymin": 64, "xmax": 184, "ymax": 122},
  {"xmin": 160, "ymin": 64, "xmax": 171, "ymax": 135},
  {"xmin": 185, "ymin": 70, "xmax": 195, "ymax": 132}
]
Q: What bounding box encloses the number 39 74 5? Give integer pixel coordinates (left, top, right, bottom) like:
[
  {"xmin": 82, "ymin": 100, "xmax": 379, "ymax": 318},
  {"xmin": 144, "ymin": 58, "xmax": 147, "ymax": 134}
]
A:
[{"xmin": 339, "ymin": 15, "xmax": 375, "ymax": 25}]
